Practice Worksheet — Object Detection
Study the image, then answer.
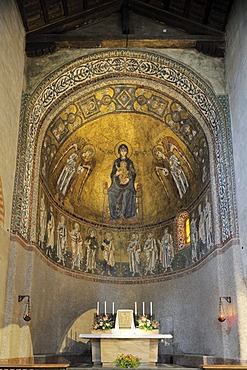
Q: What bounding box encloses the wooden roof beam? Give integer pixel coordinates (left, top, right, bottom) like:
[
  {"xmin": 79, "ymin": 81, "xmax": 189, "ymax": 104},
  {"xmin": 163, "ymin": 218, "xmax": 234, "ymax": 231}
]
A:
[
  {"xmin": 25, "ymin": 0, "xmax": 123, "ymax": 35},
  {"xmin": 129, "ymin": 0, "xmax": 225, "ymax": 36}
]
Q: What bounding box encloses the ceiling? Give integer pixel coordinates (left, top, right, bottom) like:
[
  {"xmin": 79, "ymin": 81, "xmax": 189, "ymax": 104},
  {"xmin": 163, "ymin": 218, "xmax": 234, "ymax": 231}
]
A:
[{"xmin": 15, "ymin": 0, "xmax": 235, "ymax": 57}]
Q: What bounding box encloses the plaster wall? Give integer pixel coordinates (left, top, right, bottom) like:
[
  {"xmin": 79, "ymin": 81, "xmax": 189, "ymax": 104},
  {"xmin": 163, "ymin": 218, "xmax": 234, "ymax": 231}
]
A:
[
  {"xmin": 0, "ymin": 0, "xmax": 25, "ymax": 360},
  {"xmin": 26, "ymin": 47, "xmax": 225, "ymax": 96},
  {"xmin": 1, "ymin": 242, "xmax": 33, "ymax": 361},
  {"xmin": 225, "ymin": 0, "xmax": 247, "ymax": 361},
  {"xmin": 0, "ymin": 0, "xmax": 25, "ymax": 229},
  {"xmin": 225, "ymin": 0, "xmax": 247, "ymax": 276}
]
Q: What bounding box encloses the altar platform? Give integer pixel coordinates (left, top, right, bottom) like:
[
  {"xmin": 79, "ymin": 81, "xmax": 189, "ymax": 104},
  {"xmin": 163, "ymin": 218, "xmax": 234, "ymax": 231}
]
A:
[{"xmin": 69, "ymin": 364, "xmax": 197, "ymax": 369}]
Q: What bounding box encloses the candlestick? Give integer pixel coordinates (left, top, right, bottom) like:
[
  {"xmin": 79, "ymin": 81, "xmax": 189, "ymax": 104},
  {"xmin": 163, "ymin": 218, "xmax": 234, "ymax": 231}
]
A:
[
  {"xmin": 104, "ymin": 301, "xmax": 107, "ymax": 315},
  {"xmin": 143, "ymin": 301, "xmax": 145, "ymax": 316},
  {"xmin": 96, "ymin": 301, "xmax": 99, "ymax": 316},
  {"xmin": 135, "ymin": 302, "xmax": 137, "ymax": 316},
  {"xmin": 112, "ymin": 302, "xmax": 115, "ymax": 315},
  {"xmin": 150, "ymin": 301, "xmax": 153, "ymax": 317}
]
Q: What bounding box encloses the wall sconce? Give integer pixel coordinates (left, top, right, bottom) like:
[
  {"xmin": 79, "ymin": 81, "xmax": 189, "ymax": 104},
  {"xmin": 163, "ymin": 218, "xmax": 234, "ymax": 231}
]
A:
[
  {"xmin": 218, "ymin": 297, "xmax": 231, "ymax": 322},
  {"xmin": 18, "ymin": 295, "xmax": 31, "ymax": 321}
]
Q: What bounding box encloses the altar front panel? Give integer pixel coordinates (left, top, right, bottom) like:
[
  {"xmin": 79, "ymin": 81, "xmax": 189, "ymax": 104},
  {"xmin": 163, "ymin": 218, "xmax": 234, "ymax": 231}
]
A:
[{"xmin": 100, "ymin": 338, "xmax": 158, "ymax": 367}]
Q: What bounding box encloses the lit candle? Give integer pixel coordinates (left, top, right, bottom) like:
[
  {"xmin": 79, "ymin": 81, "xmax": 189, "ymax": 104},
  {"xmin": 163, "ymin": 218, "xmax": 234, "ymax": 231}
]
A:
[
  {"xmin": 104, "ymin": 301, "xmax": 107, "ymax": 315},
  {"xmin": 143, "ymin": 302, "xmax": 145, "ymax": 316},
  {"xmin": 96, "ymin": 302, "xmax": 99, "ymax": 316},
  {"xmin": 150, "ymin": 302, "xmax": 153, "ymax": 317},
  {"xmin": 112, "ymin": 302, "xmax": 115, "ymax": 315},
  {"xmin": 135, "ymin": 302, "xmax": 137, "ymax": 316}
]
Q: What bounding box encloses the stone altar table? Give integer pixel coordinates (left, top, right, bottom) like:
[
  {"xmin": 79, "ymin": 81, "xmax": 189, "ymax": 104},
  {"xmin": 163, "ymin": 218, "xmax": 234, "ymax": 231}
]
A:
[{"xmin": 79, "ymin": 331, "xmax": 173, "ymax": 367}]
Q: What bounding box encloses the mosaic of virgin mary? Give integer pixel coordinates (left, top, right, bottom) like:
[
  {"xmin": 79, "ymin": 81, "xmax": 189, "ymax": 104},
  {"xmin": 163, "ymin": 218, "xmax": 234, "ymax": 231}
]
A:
[{"xmin": 108, "ymin": 143, "xmax": 136, "ymax": 219}]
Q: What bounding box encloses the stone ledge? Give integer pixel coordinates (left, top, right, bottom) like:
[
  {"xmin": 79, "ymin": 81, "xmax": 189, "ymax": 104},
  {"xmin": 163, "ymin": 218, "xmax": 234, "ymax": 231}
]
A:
[{"xmin": 173, "ymin": 354, "xmax": 217, "ymax": 368}]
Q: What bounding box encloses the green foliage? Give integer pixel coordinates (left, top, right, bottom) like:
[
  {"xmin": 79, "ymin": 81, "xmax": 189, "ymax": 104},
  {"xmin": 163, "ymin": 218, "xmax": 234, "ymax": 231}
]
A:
[
  {"xmin": 136, "ymin": 315, "xmax": 159, "ymax": 330},
  {"xmin": 93, "ymin": 314, "xmax": 115, "ymax": 330},
  {"xmin": 115, "ymin": 354, "xmax": 141, "ymax": 368}
]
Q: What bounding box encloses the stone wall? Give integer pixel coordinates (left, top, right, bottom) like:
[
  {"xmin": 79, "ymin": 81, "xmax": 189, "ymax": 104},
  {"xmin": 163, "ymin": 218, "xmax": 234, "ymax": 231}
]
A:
[
  {"xmin": 0, "ymin": 0, "xmax": 25, "ymax": 361},
  {"xmin": 225, "ymin": 0, "xmax": 247, "ymax": 362},
  {"xmin": 226, "ymin": 0, "xmax": 247, "ymax": 276}
]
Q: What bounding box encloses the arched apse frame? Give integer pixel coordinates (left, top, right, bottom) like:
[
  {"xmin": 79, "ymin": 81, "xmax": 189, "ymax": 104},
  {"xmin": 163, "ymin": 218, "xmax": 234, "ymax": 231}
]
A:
[{"xmin": 12, "ymin": 49, "xmax": 237, "ymax": 258}]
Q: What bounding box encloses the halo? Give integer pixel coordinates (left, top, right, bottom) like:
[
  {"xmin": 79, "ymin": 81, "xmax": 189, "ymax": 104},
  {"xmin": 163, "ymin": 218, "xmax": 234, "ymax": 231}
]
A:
[
  {"xmin": 81, "ymin": 144, "xmax": 95, "ymax": 159},
  {"xmin": 152, "ymin": 145, "xmax": 164, "ymax": 159},
  {"xmin": 114, "ymin": 141, "xmax": 133, "ymax": 158},
  {"xmin": 129, "ymin": 232, "xmax": 139, "ymax": 240},
  {"xmin": 87, "ymin": 227, "xmax": 96, "ymax": 235}
]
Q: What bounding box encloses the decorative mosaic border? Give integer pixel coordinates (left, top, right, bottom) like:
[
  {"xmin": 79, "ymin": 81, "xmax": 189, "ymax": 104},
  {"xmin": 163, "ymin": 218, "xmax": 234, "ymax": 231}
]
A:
[{"xmin": 12, "ymin": 49, "xmax": 237, "ymax": 253}]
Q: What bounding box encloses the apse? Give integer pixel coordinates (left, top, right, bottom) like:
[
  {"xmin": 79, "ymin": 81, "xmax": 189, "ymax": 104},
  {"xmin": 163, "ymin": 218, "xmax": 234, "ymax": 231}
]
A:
[{"xmin": 30, "ymin": 52, "xmax": 215, "ymax": 282}]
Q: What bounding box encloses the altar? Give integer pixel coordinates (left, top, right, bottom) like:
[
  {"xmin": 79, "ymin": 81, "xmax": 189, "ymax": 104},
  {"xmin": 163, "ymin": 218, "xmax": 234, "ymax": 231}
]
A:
[
  {"xmin": 79, "ymin": 309, "xmax": 173, "ymax": 367},
  {"xmin": 79, "ymin": 331, "xmax": 173, "ymax": 367}
]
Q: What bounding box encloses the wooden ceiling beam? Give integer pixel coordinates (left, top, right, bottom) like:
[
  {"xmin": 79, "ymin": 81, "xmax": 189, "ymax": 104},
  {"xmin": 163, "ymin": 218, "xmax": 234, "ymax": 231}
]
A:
[
  {"xmin": 26, "ymin": 32, "xmax": 224, "ymax": 43},
  {"xmin": 129, "ymin": 0, "xmax": 225, "ymax": 36},
  {"xmin": 40, "ymin": 0, "xmax": 50, "ymax": 24},
  {"xmin": 25, "ymin": 36, "xmax": 225, "ymax": 58},
  {"xmin": 122, "ymin": 0, "xmax": 130, "ymax": 34},
  {"xmin": 61, "ymin": 0, "xmax": 69, "ymax": 17},
  {"xmin": 26, "ymin": 32, "xmax": 225, "ymax": 56},
  {"xmin": 25, "ymin": 0, "xmax": 122, "ymax": 35}
]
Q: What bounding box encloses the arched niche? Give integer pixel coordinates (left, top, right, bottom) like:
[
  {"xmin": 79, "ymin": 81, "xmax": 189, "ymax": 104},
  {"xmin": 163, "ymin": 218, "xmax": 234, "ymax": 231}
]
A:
[{"xmin": 12, "ymin": 49, "xmax": 237, "ymax": 282}]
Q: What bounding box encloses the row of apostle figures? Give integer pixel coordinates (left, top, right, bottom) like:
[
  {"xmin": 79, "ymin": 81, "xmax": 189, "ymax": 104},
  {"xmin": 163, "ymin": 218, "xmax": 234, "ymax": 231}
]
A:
[
  {"xmin": 39, "ymin": 194, "xmax": 212, "ymax": 276},
  {"xmin": 39, "ymin": 200, "xmax": 174, "ymax": 276}
]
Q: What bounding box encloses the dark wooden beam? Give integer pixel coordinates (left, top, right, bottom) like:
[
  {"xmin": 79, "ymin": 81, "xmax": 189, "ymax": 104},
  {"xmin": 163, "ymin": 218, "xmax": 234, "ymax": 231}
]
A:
[
  {"xmin": 163, "ymin": 0, "xmax": 171, "ymax": 11},
  {"xmin": 83, "ymin": 0, "xmax": 88, "ymax": 10},
  {"xmin": 196, "ymin": 40, "xmax": 225, "ymax": 57},
  {"xmin": 26, "ymin": 32, "xmax": 225, "ymax": 54},
  {"xmin": 222, "ymin": 0, "xmax": 235, "ymax": 30},
  {"xmin": 61, "ymin": 0, "xmax": 69, "ymax": 17},
  {"xmin": 25, "ymin": 35, "xmax": 225, "ymax": 58},
  {"xmin": 26, "ymin": 1, "xmax": 122, "ymax": 35},
  {"xmin": 15, "ymin": 0, "xmax": 29, "ymax": 31},
  {"xmin": 40, "ymin": 0, "xmax": 50, "ymax": 24},
  {"xmin": 203, "ymin": 0, "xmax": 214, "ymax": 25},
  {"xmin": 26, "ymin": 31, "xmax": 224, "ymax": 43},
  {"xmin": 129, "ymin": 0, "xmax": 225, "ymax": 36},
  {"xmin": 122, "ymin": 0, "xmax": 129, "ymax": 34},
  {"xmin": 183, "ymin": 0, "xmax": 192, "ymax": 17}
]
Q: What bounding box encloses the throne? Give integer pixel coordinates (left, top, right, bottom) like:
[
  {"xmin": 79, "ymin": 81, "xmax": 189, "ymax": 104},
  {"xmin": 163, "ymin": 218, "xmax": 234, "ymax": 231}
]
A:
[{"xmin": 102, "ymin": 182, "xmax": 143, "ymax": 223}]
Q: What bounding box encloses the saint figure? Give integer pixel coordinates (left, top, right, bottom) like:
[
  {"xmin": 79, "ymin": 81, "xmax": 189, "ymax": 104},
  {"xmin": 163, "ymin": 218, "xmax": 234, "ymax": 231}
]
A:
[
  {"xmin": 84, "ymin": 228, "xmax": 98, "ymax": 273},
  {"xmin": 127, "ymin": 233, "xmax": 142, "ymax": 276}
]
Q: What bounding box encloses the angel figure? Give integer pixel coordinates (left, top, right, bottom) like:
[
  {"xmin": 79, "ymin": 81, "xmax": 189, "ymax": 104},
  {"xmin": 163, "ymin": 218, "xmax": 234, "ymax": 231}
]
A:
[
  {"xmin": 153, "ymin": 136, "xmax": 193, "ymax": 199},
  {"xmin": 76, "ymin": 145, "xmax": 96, "ymax": 202}
]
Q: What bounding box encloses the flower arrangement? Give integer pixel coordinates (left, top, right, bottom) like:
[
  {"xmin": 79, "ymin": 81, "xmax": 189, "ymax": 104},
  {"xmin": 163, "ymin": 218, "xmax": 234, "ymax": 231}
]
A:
[
  {"xmin": 136, "ymin": 315, "xmax": 159, "ymax": 331},
  {"xmin": 93, "ymin": 314, "xmax": 115, "ymax": 330},
  {"xmin": 115, "ymin": 354, "xmax": 141, "ymax": 368}
]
